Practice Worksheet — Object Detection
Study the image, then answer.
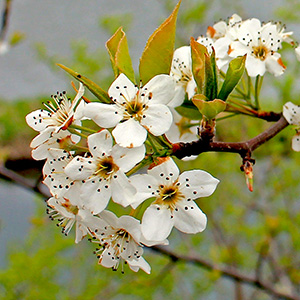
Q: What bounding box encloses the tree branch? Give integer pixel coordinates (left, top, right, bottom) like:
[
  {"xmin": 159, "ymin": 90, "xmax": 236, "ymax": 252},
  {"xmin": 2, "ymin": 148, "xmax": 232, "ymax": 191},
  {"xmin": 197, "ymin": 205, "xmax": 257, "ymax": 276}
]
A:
[
  {"xmin": 172, "ymin": 115, "xmax": 289, "ymax": 160},
  {"xmin": 151, "ymin": 245, "xmax": 300, "ymax": 300}
]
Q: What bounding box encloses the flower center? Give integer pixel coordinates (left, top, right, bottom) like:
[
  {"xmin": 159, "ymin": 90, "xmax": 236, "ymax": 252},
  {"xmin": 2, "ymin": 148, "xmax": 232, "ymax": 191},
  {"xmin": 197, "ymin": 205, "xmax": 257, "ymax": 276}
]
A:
[
  {"xmin": 252, "ymin": 45, "xmax": 269, "ymax": 61},
  {"xmin": 124, "ymin": 98, "xmax": 145, "ymax": 121},
  {"xmin": 61, "ymin": 200, "xmax": 79, "ymax": 215},
  {"xmin": 155, "ymin": 183, "xmax": 184, "ymax": 210},
  {"xmin": 95, "ymin": 156, "xmax": 119, "ymax": 179}
]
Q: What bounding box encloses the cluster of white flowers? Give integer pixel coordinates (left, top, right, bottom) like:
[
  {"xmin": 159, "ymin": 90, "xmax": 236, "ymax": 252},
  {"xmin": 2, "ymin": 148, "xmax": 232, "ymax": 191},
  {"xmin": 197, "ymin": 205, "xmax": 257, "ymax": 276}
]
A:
[
  {"xmin": 171, "ymin": 14, "xmax": 296, "ymax": 101},
  {"xmin": 26, "ymin": 13, "xmax": 299, "ymax": 274},
  {"xmin": 26, "ymin": 73, "xmax": 219, "ymax": 274}
]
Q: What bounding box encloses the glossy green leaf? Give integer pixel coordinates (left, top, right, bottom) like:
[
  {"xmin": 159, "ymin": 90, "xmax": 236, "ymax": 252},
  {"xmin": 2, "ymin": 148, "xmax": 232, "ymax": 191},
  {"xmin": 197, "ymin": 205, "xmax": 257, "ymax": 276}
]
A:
[
  {"xmin": 57, "ymin": 64, "xmax": 111, "ymax": 103},
  {"xmin": 106, "ymin": 27, "xmax": 135, "ymax": 83},
  {"xmin": 139, "ymin": 0, "xmax": 181, "ymax": 84},
  {"xmin": 217, "ymin": 55, "xmax": 246, "ymax": 101},
  {"xmin": 190, "ymin": 37, "xmax": 206, "ymax": 94},
  {"xmin": 192, "ymin": 95, "xmax": 226, "ymax": 119},
  {"xmin": 175, "ymin": 100, "xmax": 202, "ymax": 120}
]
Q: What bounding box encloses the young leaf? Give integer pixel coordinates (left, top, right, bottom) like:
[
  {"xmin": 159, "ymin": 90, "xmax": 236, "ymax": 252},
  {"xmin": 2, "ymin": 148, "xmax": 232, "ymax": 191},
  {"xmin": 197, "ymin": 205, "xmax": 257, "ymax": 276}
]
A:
[
  {"xmin": 175, "ymin": 101, "xmax": 202, "ymax": 120},
  {"xmin": 106, "ymin": 27, "xmax": 135, "ymax": 83},
  {"xmin": 192, "ymin": 95, "xmax": 226, "ymax": 119},
  {"xmin": 190, "ymin": 37, "xmax": 206, "ymax": 94},
  {"xmin": 139, "ymin": 0, "xmax": 181, "ymax": 84},
  {"xmin": 217, "ymin": 55, "xmax": 246, "ymax": 101},
  {"xmin": 57, "ymin": 64, "xmax": 111, "ymax": 103}
]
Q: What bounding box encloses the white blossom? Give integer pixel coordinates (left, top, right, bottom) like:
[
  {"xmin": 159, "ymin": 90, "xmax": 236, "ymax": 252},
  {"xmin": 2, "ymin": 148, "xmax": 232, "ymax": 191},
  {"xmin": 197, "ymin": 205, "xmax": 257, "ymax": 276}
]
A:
[
  {"xmin": 84, "ymin": 73, "xmax": 174, "ymax": 148},
  {"xmin": 130, "ymin": 158, "xmax": 219, "ymax": 241},
  {"xmin": 283, "ymin": 102, "xmax": 300, "ymax": 151},
  {"xmin": 64, "ymin": 129, "xmax": 145, "ymax": 214},
  {"xmin": 26, "ymin": 83, "xmax": 85, "ymax": 159},
  {"xmin": 92, "ymin": 210, "xmax": 151, "ymax": 274}
]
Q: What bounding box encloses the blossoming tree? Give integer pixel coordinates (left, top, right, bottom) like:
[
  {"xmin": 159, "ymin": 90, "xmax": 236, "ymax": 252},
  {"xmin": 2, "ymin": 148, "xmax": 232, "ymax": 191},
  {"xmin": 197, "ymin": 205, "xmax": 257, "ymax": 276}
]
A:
[{"xmin": 21, "ymin": 1, "xmax": 300, "ymax": 298}]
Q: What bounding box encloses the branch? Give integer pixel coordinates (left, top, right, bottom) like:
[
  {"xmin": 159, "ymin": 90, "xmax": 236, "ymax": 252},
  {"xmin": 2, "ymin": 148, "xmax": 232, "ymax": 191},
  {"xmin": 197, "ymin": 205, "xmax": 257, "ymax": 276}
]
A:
[
  {"xmin": 151, "ymin": 245, "xmax": 300, "ymax": 300},
  {"xmin": 172, "ymin": 115, "xmax": 289, "ymax": 159}
]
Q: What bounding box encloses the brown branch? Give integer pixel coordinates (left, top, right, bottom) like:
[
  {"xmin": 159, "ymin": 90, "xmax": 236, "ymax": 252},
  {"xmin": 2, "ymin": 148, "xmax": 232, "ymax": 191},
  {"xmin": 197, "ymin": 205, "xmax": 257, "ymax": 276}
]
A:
[
  {"xmin": 151, "ymin": 245, "xmax": 300, "ymax": 300},
  {"xmin": 172, "ymin": 115, "xmax": 289, "ymax": 160}
]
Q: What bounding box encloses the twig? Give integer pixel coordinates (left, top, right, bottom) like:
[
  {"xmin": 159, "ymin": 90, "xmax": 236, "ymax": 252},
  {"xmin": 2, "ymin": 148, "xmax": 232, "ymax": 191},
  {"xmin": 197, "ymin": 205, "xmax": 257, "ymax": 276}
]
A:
[{"xmin": 151, "ymin": 245, "xmax": 300, "ymax": 300}]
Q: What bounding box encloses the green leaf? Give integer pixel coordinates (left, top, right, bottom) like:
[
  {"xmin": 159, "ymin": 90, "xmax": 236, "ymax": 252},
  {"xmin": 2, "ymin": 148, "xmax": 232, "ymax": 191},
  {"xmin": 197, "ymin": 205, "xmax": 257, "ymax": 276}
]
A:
[
  {"xmin": 190, "ymin": 37, "xmax": 206, "ymax": 94},
  {"xmin": 106, "ymin": 27, "xmax": 135, "ymax": 83},
  {"xmin": 175, "ymin": 100, "xmax": 202, "ymax": 120},
  {"xmin": 192, "ymin": 95, "xmax": 226, "ymax": 119},
  {"xmin": 139, "ymin": 0, "xmax": 181, "ymax": 84},
  {"xmin": 57, "ymin": 64, "xmax": 111, "ymax": 103},
  {"xmin": 217, "ymin": 55, "xmax": 246, "ymax": 101}
]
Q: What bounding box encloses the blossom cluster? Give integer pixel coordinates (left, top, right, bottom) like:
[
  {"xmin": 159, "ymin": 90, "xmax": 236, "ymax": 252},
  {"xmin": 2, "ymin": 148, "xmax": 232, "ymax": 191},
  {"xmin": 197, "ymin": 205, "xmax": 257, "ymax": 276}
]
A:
[
  {"xmin": 26, "ymin": 12, "xmax": 299, "ymax": 274},
  {"xmin": 26, "ymin": 72, "xmax": 219, "ymax": 274},
  {"xmin": 171, "ymin": 14, "xmax": 296, "ymax": 101}
]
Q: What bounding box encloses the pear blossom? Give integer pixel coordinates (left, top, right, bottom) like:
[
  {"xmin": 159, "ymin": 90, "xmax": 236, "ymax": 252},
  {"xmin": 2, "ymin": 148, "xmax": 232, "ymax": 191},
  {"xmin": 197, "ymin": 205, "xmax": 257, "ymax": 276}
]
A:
[
  {"xmin": 26, "ymin": 83, "xmax": 85, "ymax": 159},
  {"xmin": 47, "ymin": 196, "xmax": 104, "ymax": 243},
  {"xmin": 170, "ymin": 46, "xmax": 197, "ymax": 103},
  {"xmin": 92, "ymin": 210, "xmax": 151, "ymax": 274},
  {"xmin": 228, "ymin": 18, "xmax": 286, "ymax": 77},
  {"xmin": 130, "ymin": 158, "xmax": 219, "ymax": 241},
  {"xmin": 283, "ymin": 102, "xmax": 300, "ymax": 151},
  {"xmin": 64, "ymin": 130, "xmax": 145, "ymax": 214},
  {"xmin": 84, "ymin": 73, "xmax": 175, "ymax": 148}
]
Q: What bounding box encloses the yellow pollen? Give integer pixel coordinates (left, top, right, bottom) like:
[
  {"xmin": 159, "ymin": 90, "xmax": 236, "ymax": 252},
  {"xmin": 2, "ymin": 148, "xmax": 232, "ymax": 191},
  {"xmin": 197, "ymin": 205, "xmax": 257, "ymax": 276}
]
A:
[{"xmin": 252, "ymin": 45, "xmax": 269, "ymax": 61}]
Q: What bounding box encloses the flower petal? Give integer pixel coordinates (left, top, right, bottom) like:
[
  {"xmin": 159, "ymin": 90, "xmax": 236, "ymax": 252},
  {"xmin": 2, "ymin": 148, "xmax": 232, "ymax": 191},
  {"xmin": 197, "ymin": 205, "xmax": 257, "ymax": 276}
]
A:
[
  {"xmin": 110, "ymin": 171, "xmax": 136, "ymax": 207},
  {"xmin": 112, "ymin": 144, "xmax": 145, "ymax": 172},
  {"xmin": 174, "ymin": 200, "xmax": 207, "ymax": 234},
  {"xmin": 130, "ymin": 174, "xmax": 159, "ymax": 208},
  {"xmin": 87, "ymin": 130, "xmax": 113, "ymax": 158},
  {"xmin": 141, "ymin": 204, "xmax": 174, "ymax": 241},
  {"xmin": 283, "ymin": 102, "xmax": 300, "ymax": 125},
  {"xmin": 292, "ymin": 132, "xmax": 300, "ymax": 152},
  {"xmin": 142, "ymin": 74, "xmax": 175, "ymax": 105},
  {"xmin": 108, "ymin": 73, "xmax": 137, "ymax": 104},
  {"xmin": 26, "ymin": 109, "xmax": 53, "ymax": 131},
  {"xmin": 178, "ymin": 170, "xmax": 219, "ymax": 199},
  {"xmin": 112, "ymin": 118, "xmax": 147, "ymax": 148},
  {"xmin": 141, "ymin": 104, "xmax": 172, "ymax": 136},
  {"xmin": 64, "ymin": 156, "xmax": 95, "ymax": 180},
  {"xmin": 84, "ymin": 102, "xmax": 122, "ymax": 128},
  {"xmin": 128, "ymin": 256, "xmax": 151, "ymax": 274}
]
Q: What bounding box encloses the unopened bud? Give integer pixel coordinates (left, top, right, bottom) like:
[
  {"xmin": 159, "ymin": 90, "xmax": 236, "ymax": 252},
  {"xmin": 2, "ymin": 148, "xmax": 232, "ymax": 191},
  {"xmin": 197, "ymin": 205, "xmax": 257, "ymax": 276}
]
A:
[{"xmin": 241, "ymin": 160, "xmax": 254, "ymax": 192}]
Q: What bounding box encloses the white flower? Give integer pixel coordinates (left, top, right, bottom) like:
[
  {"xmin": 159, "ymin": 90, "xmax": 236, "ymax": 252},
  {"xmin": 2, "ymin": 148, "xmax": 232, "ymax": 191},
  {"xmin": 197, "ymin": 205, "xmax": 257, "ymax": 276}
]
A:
[
  {"xmin": 65, "ymin": 129, "xmax": 145, "ymax": 214},
  {"xmin": 196, "ymin": 36, "xmax": 215, "ymax": 54},
  {"xmin": 42, "ymin": 148, "xmax": 83, "ymax": 200},
  {"xmin": 26, "ymin": 83, "xmax": 85, "ymax": 159},
  {"xmin": 295, "ymin": 45, "xmax": 300, "ymax": 62},
  {"xmin": 92, "ymin": 210, "xmax": 151, "ymax": 274},
  {"xmin": 47, "ymin": 196, "xmax": 103, "ymax": 243},
  {"xmin": 130, "ymin": 158, "xmax": 219, "ymax": 241},
  {"xmin": 84, "ymin": 73, "xmax": 174, "ymax": 148},
  {"xmin": 228, "ymin": 18, "xmax": 286, "ymax": 77},
  {"xmin": 283, "ymin": 102, "xmax": 300, "ymax": 151},
  {"xmin": 170, "ymin": 46, "xmax": 197, "ymax": 104}
]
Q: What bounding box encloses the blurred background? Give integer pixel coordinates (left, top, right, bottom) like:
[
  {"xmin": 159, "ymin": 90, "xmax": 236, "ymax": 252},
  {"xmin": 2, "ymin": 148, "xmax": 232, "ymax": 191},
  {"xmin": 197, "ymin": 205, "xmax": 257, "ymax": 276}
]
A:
[{"xmin": 1, "ymin": 0, "xmax": 300, "ymax": 299}]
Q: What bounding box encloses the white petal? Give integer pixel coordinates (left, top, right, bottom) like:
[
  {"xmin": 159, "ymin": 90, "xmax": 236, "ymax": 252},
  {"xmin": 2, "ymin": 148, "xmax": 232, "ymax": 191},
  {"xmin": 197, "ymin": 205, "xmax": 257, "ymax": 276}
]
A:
[
  {"xmin": 82, "ymin": 178, "xmax": 111, "ymax": 214},
  {"xmin": 26, "ymin": 109, "xmax": 53, "ymax": 131},
  {"xmin": 148, "ymin": 157, "xmax": 179, "ymax": 185},
  {"xmin": 292, "ymin": 132, "xmax": 300, "ymax": 152},
  {"xmin": 118, "ymin": 215, "xmax": 142, "ymax": 243},
  {"xmin": 98, "ymin": 210, "xmax": 119, "ymax": 228},
  {"xmin": 128, "ymin": 257, "xmax": 151, "ymax": 274},
  {"xmin": 64, "ymin": 156, "xmax": 95, "ymax": 180},
  {"xmin": 141, "ymin": 104, "xmax": 172, "ymax": 136},
  {"xmin": 283, "ymin": 102, "xmax": 300, "ymax": 125},
  {"xmin": 142, "ymin": 74, "xmax": 176, "ymax": 105},
  {"xmin": 129, "ymin": 174, "xmax": 159, "ymax": 209},
  {"xmin": 174, "ymin": 200, "xmax": 207, "ymax": 234},
  {"xmin": 112, "ymin": 144, "xmax": 145, "ymax": 172},
  {"xmin": 87, "ymin": 130, "xmax": 113, "ymax": 158},
  {"xmin": 84, "ymin": 102, "xmax": 122, "ymax": 128},
  {"xmin": 246, "ymin": 55, "xmax": 266, "ymax": 77},
  {"xmin": 112, "ymin": 118, "xmax": 147, "ymax": 148},
  {"xmin": 265, "ymin": 54, "xmax": 285, "ymax": 77},
  {"xmin": 110, "ymin": 171, "xmax": 136, "ymax": 207},
  {"xmin": 167, "ymin": 85, "xmax": 185, "ymax": 107},
  {"xmin": 295, "ymin": 46, "xmax": 300, "ymax": 61},
  {"xmin": 99, "ymin": 247, "xmax": 118, "ymax": 268},
  {"xmin": 30, "ymin": 127, "xmax": 55, "ymax": 148},
  {"xmin": 178, "ymin": 170, "xmax": 219, "ymax": 199},
  {"xmin": 141, "ymin": 204, "xmax": 174, "ymax": 241},
  {"xmin": 108, "ymin": 73, "xmax": 137, "ymax": 104}
]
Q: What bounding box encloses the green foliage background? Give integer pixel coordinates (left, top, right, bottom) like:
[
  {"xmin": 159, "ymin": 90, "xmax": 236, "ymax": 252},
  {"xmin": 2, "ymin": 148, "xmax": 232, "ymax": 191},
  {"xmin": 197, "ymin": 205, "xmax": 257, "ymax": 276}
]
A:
[{"xmin": 1, "ymin": 0, "xmax": 300, "ymax": 299}]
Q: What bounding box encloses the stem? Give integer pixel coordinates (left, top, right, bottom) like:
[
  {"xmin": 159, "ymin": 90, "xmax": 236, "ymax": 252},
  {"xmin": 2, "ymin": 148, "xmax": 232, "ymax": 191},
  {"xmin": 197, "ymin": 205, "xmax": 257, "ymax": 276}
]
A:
[{"xmin": 70, "ymin": 124, "xmax": 98, "ymax": 134}]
